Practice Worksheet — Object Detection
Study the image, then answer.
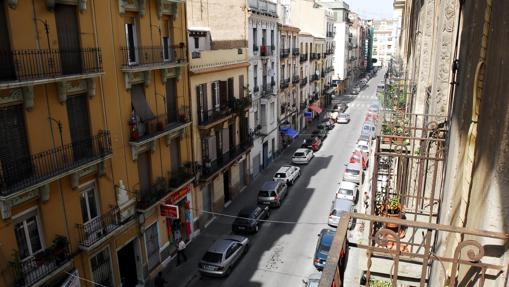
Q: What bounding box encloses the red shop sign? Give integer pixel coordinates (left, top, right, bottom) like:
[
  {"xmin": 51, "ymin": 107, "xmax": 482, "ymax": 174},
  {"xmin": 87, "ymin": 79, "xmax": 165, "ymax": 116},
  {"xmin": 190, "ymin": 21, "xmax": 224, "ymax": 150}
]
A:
[
  {"xmin": 166, "ymin": 184, "xmax": 191, "ymax": 205},
  {"xmin": 160, "ymin": 204, "xmax": 179, "ymax": 219}
]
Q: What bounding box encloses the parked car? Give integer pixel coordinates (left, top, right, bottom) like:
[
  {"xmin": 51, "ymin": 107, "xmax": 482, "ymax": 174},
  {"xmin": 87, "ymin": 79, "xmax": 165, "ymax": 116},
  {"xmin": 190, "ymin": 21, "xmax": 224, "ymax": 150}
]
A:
[
  {"xmin": 332, "ymin": 103, "xmax": 348, "ymax": 113},
  {"xmin": 358, "ymin": 134, "xmax": 371, "ymax": 146},
  {"xmin": 343, "ymin": 162, "xmax": 362, "ymax": 184},
  {"xmin": 232, "ymin": 206, "xmax": 270, "ymax": 233},
  {"xmin": 292, "ymin": 148, "xmax": 314, "ymax": 164},
  {"xmin": 356, "ymin": 140, "xmax": 371, "ymax": 157},
  {"xmin": 361, "ymin": 122, "xmax": 376, "ymax": 140},
  {"xmin": 319, "ymin": 119, "xmax": 335, "ymax": 130},
  {"xmin": 337, "ymin": 113, "xmax": 351, "ymax": 124},
  {"xmin": 273, "ymin": 165, "xmax": 301, "ymax": 185},
  {"xmin": 351, "ymin": 86, "xmax": 360, "ymax": 95},
  {"xmin": 368, "ymin": 104, "xmax": 380, "ymax": 113},
  {"xmin": 349, "ymin": 149, "xmax": 368, "ymax": 170},
  {"xmin": 329, "ymin": 111, "xmax": 339, "ymax": 123},
  {"xmin": 303, "ymin": 273, "xmax": 321, "ymax": 287},
  {"xmin": 336, "ymin": 181, "xmax": 359, "ymax": 203},
  {"xmin": 257, "ymin": 181, "xmax": 288, "ymax": 207},
  {"xmin": 365, "ymin": 113, "xmax": 378, "ymax": 123},
  {"xmin": 302, "ymin": 136, "xmax": 322, "ymax": 151},
  {"xmin": 312, "ymin": 129, "xmax": 327, "ymax": 141},
  {"xmin": 328, "ymin": 197, "xmax": 355, "ymax": 227},
  {"xmin": 313, "ymin": 229, "xmax": 335, "ymax": 270},
  {"xmin": 199, "ymin": 235, "xmax": 249, "ymax": 277}
]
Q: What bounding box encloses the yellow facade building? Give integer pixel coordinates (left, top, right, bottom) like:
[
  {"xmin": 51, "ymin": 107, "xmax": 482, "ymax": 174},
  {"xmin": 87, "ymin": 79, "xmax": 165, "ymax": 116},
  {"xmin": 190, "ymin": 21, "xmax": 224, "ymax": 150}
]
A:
[{"xmin": 0, "ymin": 0, "xmax": 191, "ymax": 286}]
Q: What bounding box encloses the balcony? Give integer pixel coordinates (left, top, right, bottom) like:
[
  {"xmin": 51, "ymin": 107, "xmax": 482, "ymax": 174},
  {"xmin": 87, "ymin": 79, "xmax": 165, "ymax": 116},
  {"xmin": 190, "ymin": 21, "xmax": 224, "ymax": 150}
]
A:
[
  {"xmin": 248, "ymin": 0, "xmax": 277, "ymax": 17},
  {"xmin": 0, "ymin": 48, "xmax": 103, "ymax": 89},
  {"xmin": 300, "ymin": 77, "xmax": 308, "ymax": 87},
  {"xmin": 262, "ymin": 83, "xmax": 273, "ymax": 96},
  {"xmin": 120, "ymin": 45, "xmax": 186, "ymax": 72},
  {"xmin": 129, "ymin": 109, "xmax": 191, "ymax": 147},
  {"xmin": 0, "ymin": 131, "xmax": 112, "ymax": 200},
  {"xmin": 300, "ymin": 54, "xmax": 308, "ymax": 63},
  {"xmin": 280, "ymin": 78, "xmax": 290, "ymax": 89},
  {"xmin": 201, "ymin": 139, "xmax": 253, "ymax": 180},
  {"xmin": 190, "ymin": 48, "xmax": 248, "ymax": 73},
  {"xmin": 232, "ymin": 97, "xmax": 253, "ymax": 112},
  {"xmin": 11, "ymin": 236, "xmax": 72, "ymax": 287},
  {"xmin": 292, "ymin": 75, "xmax": 300, "ymax": 84},
  {"xmin": 280, "ymin": 48, "xmax": 290, "ymax": 58},
  {"xmin": 327, "ymin": 31, "xmax": 334, "ymax": 37},
  {"xmin": 310, "ymin": 53, "xmax": 319, "ymax": 60},
  {"xmin": 198, "ymin": 103, "xmax": 234, "ymax": 129},
  {"xmin": 311, "ymin": 74, "xmax": 319, "ymax": 82},
  {"xmin": 292, "ymin": 48, "xmax": 300, "ymax": 56},
  {"xmin": 260, "ymin": 45, "xmax": 272, "ymax": 57},
  {"xmin": 169, "ymin": 163, "xmax": 196, "ymax": 190},
  {"xmin": 77, "ymin": 207, "xmax": 121, "ymax": 249}
]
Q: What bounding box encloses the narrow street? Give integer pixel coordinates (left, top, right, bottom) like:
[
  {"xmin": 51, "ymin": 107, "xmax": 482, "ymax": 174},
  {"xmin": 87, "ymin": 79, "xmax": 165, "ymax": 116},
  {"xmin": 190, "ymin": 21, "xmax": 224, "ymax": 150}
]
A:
[{"xmin": 157, "ymin": 74, "xmax": 383, "ymax": 287}]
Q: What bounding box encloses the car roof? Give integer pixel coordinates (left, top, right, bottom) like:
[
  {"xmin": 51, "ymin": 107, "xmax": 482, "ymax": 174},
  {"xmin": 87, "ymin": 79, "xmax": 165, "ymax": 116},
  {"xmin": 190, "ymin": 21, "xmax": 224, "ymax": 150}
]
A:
[
  {"xmin": 295, "ymin": 148, "xmax": 309, "ymax": 153},
  {"xmin": 346, "ymin": 162, "xmax": 361, "ymax": 170},
  {"xmin": 208, "ymin": 239, "xmax": 235, "ymax": 253},
  {"xmin": 320, "ymin": 229, "xmax": 336, "ymax": 244},
  {"xmin": 261, "ymin": 181, "xmax": 279, "ymax": 190},
  {"xmin": 334, "ymin": 198, "xmax": 354, "ymax": 210},
  {"xmin": 276, "ymin": 166, "xmax": 292, "ymax": 173},
  {"xmin": 357, "ymin": 140, "xmax": 369, "ymax": 146},
  {"xmin": 339, "ymin": 181, "xmax": 357, "ymax": 189}
]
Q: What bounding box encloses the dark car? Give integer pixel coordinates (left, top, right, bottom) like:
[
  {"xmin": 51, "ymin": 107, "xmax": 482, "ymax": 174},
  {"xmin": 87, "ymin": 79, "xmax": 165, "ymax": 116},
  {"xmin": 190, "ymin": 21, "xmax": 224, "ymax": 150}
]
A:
[
  {"xmin": 312, "ymin": 129, "xmax": 327, "ymax": 141},
  {"xmin": 302, "ymin": 136, "xmax": 322, "ymax": 151},
  {"xmin": 232, "ymin": 206, "xmax": 270, "ymax": 233},
  {"xmin": 313, "ymin": 229, "xmax": 335, "ymax": 270}
]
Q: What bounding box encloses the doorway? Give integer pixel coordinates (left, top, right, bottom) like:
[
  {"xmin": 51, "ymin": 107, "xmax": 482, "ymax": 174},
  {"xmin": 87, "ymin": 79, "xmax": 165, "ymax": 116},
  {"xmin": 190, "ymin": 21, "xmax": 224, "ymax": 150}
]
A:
[
  {"xmin": 223, "ymin": 170, "xmax": 231, "ymax": 203},
  {"xmin": 55, "ymin": 4, "xmax": 82, "ymax": 75},
  {"xmin": 117, "ymin": 240, "xmax": 139, "ymax": 287},
  {"xmin": 262, "ymin": 141, "xmax": 269, "ymax": 169},
  {"xmin": 0, "ymin": 0, "xmax": 14, "ymax": 80}
]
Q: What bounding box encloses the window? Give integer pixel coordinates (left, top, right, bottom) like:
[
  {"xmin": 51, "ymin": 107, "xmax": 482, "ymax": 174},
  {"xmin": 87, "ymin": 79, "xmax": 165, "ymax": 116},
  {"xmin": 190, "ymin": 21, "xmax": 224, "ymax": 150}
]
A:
[
  {"xmin": 253, "ymin": 28, "xmax": 257, "ymax": 49},
  {"xmin": 125, "ymin": 21, "xmax": 138, "ymax": 64},
  {"xmin": 163, "ymin": 36, "xmax": 171, "ymax": 61},
  {"xmin": 14, "ymin": 209, "xmax": 43, "ymax": 259},
  {"xmin": 270, "ymin": 30, "xmax": 274, "ymax": 47},
  {"xmin": 90, "ymin": 248, "xmax": 113, "ymax": 286},
  {"xmin": 194, "ymin": 37, "xmax": 199, "ymax": 49},
  {"xmin": 212, "ymin": 81, "xmax": 220, "ymax": 110},
  {"xmin": 197, "ymin": 84, "xmax": 207, "ymax": 122},
  {"xmin": 80, "ymin": 182, "xmax": 99, "ymax": 223},
  {"xmin": 270, "ymin": 102, "xmax": 275, "ymax": 123},
  {"xmin": 254, "ymin": 65, "xmax": 258, "ymax": 88},
  {"xmin": 262, "ymin": 29, "xmax": 267, "ymax": 46}
]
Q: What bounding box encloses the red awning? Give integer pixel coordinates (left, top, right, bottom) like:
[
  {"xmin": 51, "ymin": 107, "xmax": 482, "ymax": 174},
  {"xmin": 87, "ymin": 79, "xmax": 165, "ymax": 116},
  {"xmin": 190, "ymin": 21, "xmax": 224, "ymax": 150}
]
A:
[{"xmin": 308, "ymin": 104, "xmax": 322, "ymax": 114}]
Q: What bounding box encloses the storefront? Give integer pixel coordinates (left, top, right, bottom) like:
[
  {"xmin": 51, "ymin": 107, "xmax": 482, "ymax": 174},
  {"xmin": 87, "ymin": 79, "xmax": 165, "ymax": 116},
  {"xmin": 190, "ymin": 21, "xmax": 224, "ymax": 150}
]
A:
[{"xmin": 161, "ymin": 184, "xmax": 194, "ymax": 250}]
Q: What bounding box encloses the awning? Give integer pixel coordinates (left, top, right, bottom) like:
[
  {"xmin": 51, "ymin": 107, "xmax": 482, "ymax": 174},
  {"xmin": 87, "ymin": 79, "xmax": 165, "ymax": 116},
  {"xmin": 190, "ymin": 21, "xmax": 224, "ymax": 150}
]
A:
[
  {"xmin": 131, "ymin": 89, "xmax": 155, "ymax": 121},
  {"xmin": 280, "ymin": 128, "xmax": 299, "ymax": 139},
  {"xmin": 308, "ymin": 104, "xmax": 322, "ymax": 114}
]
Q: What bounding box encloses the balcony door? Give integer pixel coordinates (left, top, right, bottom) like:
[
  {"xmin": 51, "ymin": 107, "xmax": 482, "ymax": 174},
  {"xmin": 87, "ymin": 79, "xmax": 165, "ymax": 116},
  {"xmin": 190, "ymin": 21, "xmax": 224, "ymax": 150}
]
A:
[
  {"xmin": 197, "ymin": 84, "xmax": 207, "ymax": 123},
  {"xmin": 0, "ymin": 1, "xmax": 15, "ymax": 81},
  {"xmin": 166, "ymin": 78, "xmax": 177, "ymax": 123},
  {"xmin": 80, "ymin": 182, "xmax": 99, "ymax": 223},
  {"xmin": 13, "ymin": 209, "xmax": 44, "ymax": 260},
  {"xmin": 219, "ymin": 81, "xmax": 228, "ymax": 108},
  {"xmin": 55, "ymin": 4, "xmax": 82, "ymax": 75},
  {"xmin": 125, "ymin": 20, "xmax": 139, "ymax": 65},
  {"xmin": 0, "ymin": 104, "xmax": 31, "ymax": 189},
  {"xmin": 67, "ymin": 94, "xmax": 92, "ymax": 161}
]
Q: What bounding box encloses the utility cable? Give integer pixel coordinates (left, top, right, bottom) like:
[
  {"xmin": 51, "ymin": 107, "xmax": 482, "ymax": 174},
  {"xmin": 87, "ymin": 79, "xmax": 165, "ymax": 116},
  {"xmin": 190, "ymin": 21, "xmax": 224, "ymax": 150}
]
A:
[{"xmin": 193, "ymin": 208, "xmax": 329, "ymax": 225}]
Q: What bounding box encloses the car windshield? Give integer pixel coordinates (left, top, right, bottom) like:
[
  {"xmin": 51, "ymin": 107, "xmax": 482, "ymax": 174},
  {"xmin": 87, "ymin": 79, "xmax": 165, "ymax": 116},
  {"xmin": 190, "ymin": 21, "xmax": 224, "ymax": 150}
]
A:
[
  {"xmin": 202, "ymin": 252, "xmax": 223, "ymax": 263},
  {"xmin": 338, "ymin": 188, "xmax": 353, "ymax": 196},
  {"xmin": 318, "ymin": 242, "xmax": 331, "ymax": 255},
  {"xmin": 294, "ymin": 152, "xmax": 305, "ymax": 157},
  {"xmin": 259, "ymin": 190, "xmax": 276, "ymax": 197},
  {"xmin": 346, "ymin": 169, "xmax": 360, "ymax": 175},
  {"xmin": 339, "ymin": 114, "xmax": 347, "ymax": 118},
  {"xmin": 308, "ymin": 280, "xmax": 319, "ymax": 287},
  {"xmin": 275, "ymin": 172, "xmax": 287, "ymax": 178}
]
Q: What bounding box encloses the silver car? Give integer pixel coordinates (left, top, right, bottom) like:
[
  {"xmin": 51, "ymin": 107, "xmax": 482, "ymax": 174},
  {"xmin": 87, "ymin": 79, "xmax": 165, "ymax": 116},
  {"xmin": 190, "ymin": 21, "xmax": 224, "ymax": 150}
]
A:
[
  {"xmin": 257, "ymin": 181, "xmax": 288, "ymax": 207},
  {"xmin": 344, "ymin": 162, "xmax": 362, "ymax": 184},
  {"xmin": 198, "ymin": 235, "xmax": 249, "ymax": 277}
]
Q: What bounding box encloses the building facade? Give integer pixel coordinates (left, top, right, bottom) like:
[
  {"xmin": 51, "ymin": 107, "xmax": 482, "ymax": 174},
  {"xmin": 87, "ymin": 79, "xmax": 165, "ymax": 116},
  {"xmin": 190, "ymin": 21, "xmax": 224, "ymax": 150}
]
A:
[
  {"xmin": 248, "ymin": 0, "xmax": 279, "ymax": 177},
  {"xmin": 0, "ymin": 0, "xmax": 191, "ymax": 286},
  {"xmin": 372, "ymin": 19, "xmax": 398, "ymax": 68}
]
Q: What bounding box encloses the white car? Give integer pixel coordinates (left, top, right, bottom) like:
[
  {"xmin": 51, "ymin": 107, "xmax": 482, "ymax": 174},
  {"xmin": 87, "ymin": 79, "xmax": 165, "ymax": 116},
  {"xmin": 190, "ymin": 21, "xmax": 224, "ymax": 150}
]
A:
[
  {"xmin": 356, "ymin": 140, "xmax": 370, "ymax": 156},
  {"xmin": 343, "ymin": 162, "xmax": 362, "ymax": 184},
  {"xmin": 328, "ymin": 198, "xmax": 355, "ymax": 227},
  {"xmin": 291, "ymin": 148, "xmax": 314, "ymax": 164},
  {"xmin": 273, "ymin": 165, "xmax": 301, "ymax": 185},
  {"xmin": 336, "ymin": 181, "xmax": 359, "ymax": 203},
  {"xmin": 337, "ymin": 113, "xmax": 350, "ymax": 124}
]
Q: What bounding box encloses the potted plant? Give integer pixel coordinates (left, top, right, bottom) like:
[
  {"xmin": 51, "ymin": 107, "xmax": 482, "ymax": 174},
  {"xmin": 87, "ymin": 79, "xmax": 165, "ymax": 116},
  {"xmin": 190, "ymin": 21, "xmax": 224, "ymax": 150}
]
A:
[
  {"xmin": 9, "ymin": 250, "xmax": 24, "ymax": 286},
  {"xmin": 385, "ymin": 196, "xmax": 403, "ymax": 230},
  {"xmin": 51, "ymin": 235, "xmax": 69, "ymax": 264}
]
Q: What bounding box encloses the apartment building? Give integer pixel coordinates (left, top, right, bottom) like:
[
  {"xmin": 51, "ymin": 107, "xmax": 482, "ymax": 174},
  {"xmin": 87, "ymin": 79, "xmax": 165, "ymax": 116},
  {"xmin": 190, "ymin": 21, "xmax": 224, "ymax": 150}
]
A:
[
  {"xmin": 277, "ymin": 24, "xmax": 300, "ymax": 148},
  {"xmin": 298, "ymin": 33, "xmax": 316, "ymax": 128},
  {"xmin": 187, "ymin": 0, "xmax": 252, "ymax": 228},
  {"xmin": 248, "ymin": 0, "xmax": 279, "ymax": 177},
  {"xmin": 0, "ymin": 0, "xmax": 191, "ymax": 286},
  {"xmin": 372, "ymin": 19, "xmax": 398, "ymax": 67},
  {"xmin": 322, "ymin": 9, "xmax": 336, "ymax": 106}
]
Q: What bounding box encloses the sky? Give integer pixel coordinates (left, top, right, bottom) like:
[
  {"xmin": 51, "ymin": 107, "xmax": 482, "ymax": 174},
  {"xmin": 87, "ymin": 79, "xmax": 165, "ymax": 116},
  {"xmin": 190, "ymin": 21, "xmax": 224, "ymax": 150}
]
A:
[{"xmin": 345, "ymin": 0, "xmax": 395, "ymax": 20}]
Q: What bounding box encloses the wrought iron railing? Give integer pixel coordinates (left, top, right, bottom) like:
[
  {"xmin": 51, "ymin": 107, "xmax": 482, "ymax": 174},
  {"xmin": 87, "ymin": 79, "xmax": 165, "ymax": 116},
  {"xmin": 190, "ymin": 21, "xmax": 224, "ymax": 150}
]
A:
[
  {"xmin": 260, "ymin": 45, "xmax": 272, "ymax": 57},
  {"xmin": 169, "ymin": 163, "xmax": 196, "ymax": 188},
  {"xmin": 197, "ymin": 102, "xmax": 234, "ymax": 126},
  {"xmin": 11, "ymin": 237, "xmax": 71, "ymax": 287},
  {"xmin": 136, "ymin": 177, "xmax": 170, "ymax": 210},
  {"xmin": 0, "ymin": 48, "xmax": 103, "ymax": 82},
  {"xmin": 262, "ymin": 83, "xmax": 273, "ymax": 95},
  {"xmin": 300, "ymin": 54, "xmax": 308, "ymax": 63},
  {"xmin": 311, "ymin": 74, "xmax": 319, "ymax": 82},
  {"xmin": 280, "ymin": 48, "xmax": 290, "ymax": 58},
  {"xmin": 280, "ymin": 78, "xmax": 290, "ymax": 89},
  {"xmin": 120, "ymin": 46, "xmax": 186, "ymax": 68},
  {"xmin": 232, "ymin": 97, "xmax": 253, "ymax": 112},
  {"xmin": 300, "ymin": 77, "xmax": 308, "ymax": 87},
  {"xmin": 201, "ymin": 139, "xmax": 253, "ymax": 178},
  {"xmin": 129, "ymin": 108, "xmax": 190, "ymax": 143},
  {"xmin": 292, "ymin": 75, "xmax": 300, "ymax": 84},
  {"xmin": 0, "ymin": 131, "xmax": 112, "ymax": 196},
  {"xmin": 292, "ymin": 48, "xmax": 300, "ymax": 56},
  {"xmin": 254, "ymin": 85, "xmax": 259, "ymax": 92},
  {"xmin": 76, "ymin": 207, "xmax": 120, "ymax": 248}
]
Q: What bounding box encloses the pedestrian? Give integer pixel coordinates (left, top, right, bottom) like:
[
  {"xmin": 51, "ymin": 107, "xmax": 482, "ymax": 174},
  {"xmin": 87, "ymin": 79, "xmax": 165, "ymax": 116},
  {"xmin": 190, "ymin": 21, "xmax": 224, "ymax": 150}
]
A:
[
  {"xmin": 176, "ymin": 239, "xmax": 187, "ymax": 266},
  {"xmin": 154, "ymin": 272, "xmax": 167, "ymax": 287},
  {"xmin": 364, "ymin": 192, "xmax": 370, "ymax": 210}
]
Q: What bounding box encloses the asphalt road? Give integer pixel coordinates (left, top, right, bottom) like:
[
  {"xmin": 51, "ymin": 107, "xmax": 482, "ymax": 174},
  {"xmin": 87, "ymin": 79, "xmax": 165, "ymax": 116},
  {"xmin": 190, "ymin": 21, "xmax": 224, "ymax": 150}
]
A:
[{"xmin": 158, "ymin": 73, "xmax": 382, "ymax": 287}]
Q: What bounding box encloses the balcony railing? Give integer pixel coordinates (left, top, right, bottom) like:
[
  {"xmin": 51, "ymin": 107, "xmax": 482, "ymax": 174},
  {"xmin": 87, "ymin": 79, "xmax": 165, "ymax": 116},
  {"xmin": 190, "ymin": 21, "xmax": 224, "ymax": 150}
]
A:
[
  {"xmin": 198, "ymin": 102, "xmax": 234, "ymax": 126},
  {"xmin": 262, "ymin": 83, "xmax": 273, "ymax": 95},
  {"xmin": 77, "ymin": 207, "xmax": 120, "ymax": 248},
  {"xmin": 254, "ymin": 85, "xmax": 259, "ymax": 92},
  {"xmin": 300, "ymin": 54, "xmax": 308, "ymax": 63},
  {"xmin": 11, "ymin": 237, "xmax": 71, "ymax": 287},
  {"xmin": 232, "ymin": 97, "xmax": 253, "ymax": 112},
  {"xmin": 201, "ymin": 139, "xmax": 253, "ymax": 178},
  {"xmin": 300, "ymin": 77, "xmax": 308, "ymax": 87},
  {"xmin": 292, "ymin": 75, "xmax": 300, "ymax": 84},
  {"xmin": 280, "ymin": 48, "xmax": 290, "ymax": 58},
  {"xmin": 311, "ymin": 74, "xmax": 319, "ymax": 82},
  {"xmin": 260, "ymin": 45, "xmax": 272, "ymax": 57},
  {"xmin": 0, "ymin": 131, "xmax": 112, "ymax": 196},
  {"xmin": 327, "ymin": 31, "xmax": 334, "ymax": 37},
  {"xmin": 248, "ymin": 0, "xmax": 277, "ymax": 16},
  {"xmin": 120, "ymin": 46, "xmax": 186, "ymax": 69},
  {"xmin": 292, "ymin": 48, "xmax": 300, "ymax": 56},
  {"xmin": 310, "ymin": 53, "xmax": 319, "ymax": 60},
  {"xmin": 0, "ymin": 48, "xmax": 102, "ymax": 83},
  {"xmin": 280, "ymin": 78, "xmax": 290, "ymax": 89},
  {"xmin": 136, "ymin": 177, "xmax": 169, "ymax": 210},
  {"xmin": 129, "ymin": 108, "xmax": 191, "ymax": 143},
  {"xmin": 169, "ymin": 163, "xmax": 196, "ymax": 189}
]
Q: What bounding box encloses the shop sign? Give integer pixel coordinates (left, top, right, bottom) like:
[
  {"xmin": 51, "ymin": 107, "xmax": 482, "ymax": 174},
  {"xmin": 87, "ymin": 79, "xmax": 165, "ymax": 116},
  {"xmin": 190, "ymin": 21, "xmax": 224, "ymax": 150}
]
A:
[
  {"xmin": 166, "ymin": 184, "xmax": 191, "ymax": 204},
  {"xmin": 304, "ymin": 111, "xmax": 313, "ymax": 118},
  {"xmin": 160, "ymin": 204, "xmax": 179, "ymax": 219}
]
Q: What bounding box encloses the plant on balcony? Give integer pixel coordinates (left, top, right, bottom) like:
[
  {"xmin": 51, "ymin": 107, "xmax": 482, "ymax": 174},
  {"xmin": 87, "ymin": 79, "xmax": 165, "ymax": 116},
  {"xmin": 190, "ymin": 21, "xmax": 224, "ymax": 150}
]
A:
[
  {"xmin": 50, "ymin": 235, "xmax": 69, "ymax": 264},
  {"xmin": 9, "ymin": 250, "xmax": 23, "ymax": 284},
  {"xmin": 129, "ymin": 112, "xmax": 140, "ymax": 141}
]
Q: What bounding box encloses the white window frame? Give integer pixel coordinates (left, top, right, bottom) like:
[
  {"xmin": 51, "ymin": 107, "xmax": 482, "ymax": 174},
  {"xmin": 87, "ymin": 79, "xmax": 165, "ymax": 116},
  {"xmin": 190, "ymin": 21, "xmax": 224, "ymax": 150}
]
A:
[
  {"xmin": 79, "ymin": 181, "xmax": 100, "ymax": 224},
  {"xmin": 125, "ymin": 22, "xmax": 139, "ymax": 65},
  {"xmin": 89, "ymin": 246, "xmax": 115, "ymax": 286},
  {"xmin": 162, "ymin": 36, "xmax": 171, "ymax": 62},
  {"xmin": 12, "ymin": 207, "xmax": 45, "ymax": 260}
]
